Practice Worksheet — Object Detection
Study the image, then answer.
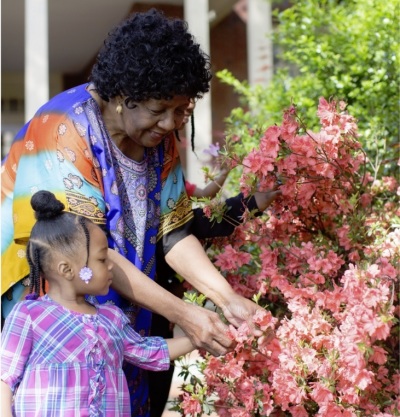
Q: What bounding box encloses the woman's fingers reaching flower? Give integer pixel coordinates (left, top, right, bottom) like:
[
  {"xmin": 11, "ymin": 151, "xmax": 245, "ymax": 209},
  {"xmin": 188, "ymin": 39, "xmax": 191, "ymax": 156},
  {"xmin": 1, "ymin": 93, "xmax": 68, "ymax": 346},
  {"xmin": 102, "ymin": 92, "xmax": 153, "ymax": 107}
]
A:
[
  {"xmin": 178, "ymin": 303, "xmax": 234, "ymax": 357},
  {"xmin": 220, "ymin": 293, "xmax": 270, "ymax": 337}
]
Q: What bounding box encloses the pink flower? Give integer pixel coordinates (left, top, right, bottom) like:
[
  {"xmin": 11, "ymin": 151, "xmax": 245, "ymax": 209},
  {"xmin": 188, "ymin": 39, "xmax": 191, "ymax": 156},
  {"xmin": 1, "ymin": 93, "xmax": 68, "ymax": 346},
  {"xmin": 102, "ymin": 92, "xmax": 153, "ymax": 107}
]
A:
[
  {"xmin": 382, "ymin": 176, "xmax": 398, "ymax": 192},
  {"xmin": 354, "ymin": 369, "xmax": 374, "ymax": 390},
  {"xmin": 228, "ymin": 322, "xmax": 252, "ymax": 344},
  {"xmin": 297, "ymin": 181, "xmax": 317, "ymax": 202},
  {"xmin": 377, "ymin": 257, "xmax": 397, "ymax": 279},
  {"xmin": 260, "ymin": 125, "xmax": 281, "ymax": 158},
  {"xmin": 360, "ymin": 193, "xmax": 373, "ymax": 207},
  {"xmin": 242, "ymin": 149, "xmax": 275, "ymax": 175},
  {"xmin": 337, "ymin": 225, "xmax": 352, "ymax": 250},
  {"xmin": 317, "ymin": 97, "xmax": 338, "ymax": 126},
  {"xmin": 366, "ymin": 263, "xmax": 380, "ymax": 278},
  {"xmin": 215, "ymin": 244, "xmax": 252, "ymax": 271},
  {"xmin": 230, "ymin": 409, "xmax": 252, "ymax": 417},
  {"xmin": 370, "ymin": 346, "xmax": 388, "ymax": 365},
  {"xmin": 272, "ymin": 368, "xmax": 307, "ymax": 410},
  {"xmin": 202, "ymin": 204, "xmax": 213, "ymax": 219},
  {"xmin": 364, "ymin": 319, "xmax": 391, "ymax": 341},
  {"xmin": 281, "ymin": 104, "xmax": 299, "ymax": 139},
  {"xmin": 317, "ymin": 403, "xmax": 347, "ymax": 417},
  {"xmin": 257, "ymin": 382, "xmax": 274, "ymax": 415},
  {"xmin": 289, "ymin": 404, "xmax": 309, "ymax": 417},
  {"xmin": 236, "ymin": 377, "xmax": 256, "ymax": 410},
  {"xmin": 259, "ymin": 247, "xmax": 279, "ymax": 274},
  {"xmin": 348, "ymin": 250, "xmax": 360, "ymax": 262},
  {"xmin": 278, "ymin": 153, "xmax": 298, "ymax": 175},
  {"xmin": 253, "ymin": 308, "xmax": 276, "ymax": 331},
  {"xmin": 181, "ymin": 392, "xmax": 201, "ymax": 416}
]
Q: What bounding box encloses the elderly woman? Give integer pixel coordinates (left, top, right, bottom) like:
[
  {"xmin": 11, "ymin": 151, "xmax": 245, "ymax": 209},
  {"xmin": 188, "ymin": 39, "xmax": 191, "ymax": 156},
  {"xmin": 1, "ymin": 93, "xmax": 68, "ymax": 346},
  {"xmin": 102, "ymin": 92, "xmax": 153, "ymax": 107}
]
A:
[{"xmin": 1, "ymin": 8, "xmax": 264, "ymax": 416}]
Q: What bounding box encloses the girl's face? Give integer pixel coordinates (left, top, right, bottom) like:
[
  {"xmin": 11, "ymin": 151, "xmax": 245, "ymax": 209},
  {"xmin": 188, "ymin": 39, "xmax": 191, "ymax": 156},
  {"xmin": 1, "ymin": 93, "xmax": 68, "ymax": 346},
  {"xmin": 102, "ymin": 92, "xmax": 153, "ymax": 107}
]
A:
[
  {"xmin": 116, "ymin": 95, "xmax": 190, "ymax": 155},
  {"xmin": 80, "ymin": 225, "xmax": 113, "ymax": 296}
]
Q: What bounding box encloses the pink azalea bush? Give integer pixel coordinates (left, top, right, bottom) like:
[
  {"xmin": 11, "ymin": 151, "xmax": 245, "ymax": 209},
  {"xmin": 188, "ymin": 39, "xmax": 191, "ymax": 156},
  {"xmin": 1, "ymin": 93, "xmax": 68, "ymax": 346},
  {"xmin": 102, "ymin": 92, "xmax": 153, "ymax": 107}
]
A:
[{"xmin": 172, "ymin": 98, "xmax": 399, "ymax": 416}]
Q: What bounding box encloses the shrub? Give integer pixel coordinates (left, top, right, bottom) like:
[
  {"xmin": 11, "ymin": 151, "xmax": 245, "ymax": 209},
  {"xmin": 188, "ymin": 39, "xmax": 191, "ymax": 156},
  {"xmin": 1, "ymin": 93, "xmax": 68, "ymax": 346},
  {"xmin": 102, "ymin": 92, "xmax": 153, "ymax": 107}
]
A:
[{"xmin": 172, "ymin": 97, "xmax": 399, "ymax": 416}]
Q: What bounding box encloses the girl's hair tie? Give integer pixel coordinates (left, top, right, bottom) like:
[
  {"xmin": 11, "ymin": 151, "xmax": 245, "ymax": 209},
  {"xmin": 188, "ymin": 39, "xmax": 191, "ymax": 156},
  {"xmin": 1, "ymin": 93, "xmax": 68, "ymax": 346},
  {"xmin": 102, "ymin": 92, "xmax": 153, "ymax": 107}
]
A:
[
  {"xmin": 25, "ymin": 292, "xmax": 39, "ymax": 300},
  {"xmin": 79, "ymin": 266, "xmax": 93, "ymax": 284}
]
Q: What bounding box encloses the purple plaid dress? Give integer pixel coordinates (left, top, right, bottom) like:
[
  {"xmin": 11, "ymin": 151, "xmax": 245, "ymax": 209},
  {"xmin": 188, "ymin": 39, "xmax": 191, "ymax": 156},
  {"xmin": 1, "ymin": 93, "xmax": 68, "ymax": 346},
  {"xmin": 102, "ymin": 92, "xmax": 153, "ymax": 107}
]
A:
[{"xmin": 1, "ymin": 295, "xmax": 170, "ymax": 416}]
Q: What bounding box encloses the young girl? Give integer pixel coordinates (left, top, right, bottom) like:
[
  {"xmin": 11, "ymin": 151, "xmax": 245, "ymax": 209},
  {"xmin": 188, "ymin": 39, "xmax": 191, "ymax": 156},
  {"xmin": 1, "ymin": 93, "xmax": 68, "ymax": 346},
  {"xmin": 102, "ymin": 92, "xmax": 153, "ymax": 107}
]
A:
[{"xmin": 1, "ymin": 190, "xmax": 194, "ymax": 417}]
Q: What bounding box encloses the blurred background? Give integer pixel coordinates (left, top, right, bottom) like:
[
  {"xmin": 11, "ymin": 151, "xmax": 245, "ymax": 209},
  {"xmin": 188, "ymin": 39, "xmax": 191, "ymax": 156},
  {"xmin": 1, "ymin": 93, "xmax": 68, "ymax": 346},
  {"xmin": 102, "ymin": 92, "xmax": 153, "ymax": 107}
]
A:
[
  {"xmin": 1, "ymin": 0, "xmax": 291, "ymax": 180},
  {"xmin": 2, "ymin": 0, "xmax": 398, "ymax": 176}
]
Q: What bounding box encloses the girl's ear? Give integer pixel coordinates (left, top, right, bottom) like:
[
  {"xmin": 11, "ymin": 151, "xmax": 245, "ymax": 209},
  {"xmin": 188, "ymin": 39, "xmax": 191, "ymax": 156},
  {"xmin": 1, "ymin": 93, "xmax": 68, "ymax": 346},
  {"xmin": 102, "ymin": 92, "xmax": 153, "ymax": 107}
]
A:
[{"xmin": 57, "ymin": 261, "xmax": 75, "ymax": 281}]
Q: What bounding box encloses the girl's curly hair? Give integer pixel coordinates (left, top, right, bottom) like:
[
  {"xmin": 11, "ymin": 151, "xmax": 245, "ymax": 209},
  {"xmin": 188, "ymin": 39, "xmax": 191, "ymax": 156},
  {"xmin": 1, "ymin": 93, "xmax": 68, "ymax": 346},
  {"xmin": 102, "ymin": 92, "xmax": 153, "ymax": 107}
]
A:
[
  {"xmin": 26, "ymin": 190, "xmax": 92, "ymax": 298},
  {"xmin": 90, "ymin": 8, "xmax": 212, "ymax": 102}
]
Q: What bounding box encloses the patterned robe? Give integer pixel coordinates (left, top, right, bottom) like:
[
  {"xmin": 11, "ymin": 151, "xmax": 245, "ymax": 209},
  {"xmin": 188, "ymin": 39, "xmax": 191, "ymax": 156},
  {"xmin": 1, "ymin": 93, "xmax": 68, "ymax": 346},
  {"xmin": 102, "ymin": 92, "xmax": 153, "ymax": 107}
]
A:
[{"xmin": 1, "ymin": 84, "xmax": 193, "ymax": 416}]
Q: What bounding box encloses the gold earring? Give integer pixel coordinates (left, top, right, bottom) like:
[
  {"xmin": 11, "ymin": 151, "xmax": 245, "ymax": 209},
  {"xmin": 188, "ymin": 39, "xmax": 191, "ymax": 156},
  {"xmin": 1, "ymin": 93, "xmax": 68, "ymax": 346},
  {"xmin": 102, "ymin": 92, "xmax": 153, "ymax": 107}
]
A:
[{"xmin": 116, "ymin": 102, "xmax": 123, "ymax": 114}]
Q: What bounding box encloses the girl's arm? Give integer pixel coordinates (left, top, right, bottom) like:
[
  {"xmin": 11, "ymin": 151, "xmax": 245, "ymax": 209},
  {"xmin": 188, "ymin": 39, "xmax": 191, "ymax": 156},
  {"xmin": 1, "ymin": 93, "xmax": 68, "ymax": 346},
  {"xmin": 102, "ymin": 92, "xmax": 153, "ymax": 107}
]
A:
[
  {"xmin": 1, "ymin": 303, "xmax": 33, "ymax": 417},
  {"xmin": 165, "ymin": 337, "xmax": 194, "ymax": 360},
  {"xmin": 192, "ymin": 168, "xmax": 229, "ymax": 199},
  {"xmin": 1, "ymin": 381, "xmax": 13, "ymax": 417}
]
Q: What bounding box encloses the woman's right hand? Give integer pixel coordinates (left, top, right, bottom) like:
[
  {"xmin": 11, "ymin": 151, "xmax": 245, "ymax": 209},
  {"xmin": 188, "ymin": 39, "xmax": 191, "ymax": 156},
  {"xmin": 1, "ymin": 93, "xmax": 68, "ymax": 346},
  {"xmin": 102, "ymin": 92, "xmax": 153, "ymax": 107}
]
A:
[{"xmin": 175, "ymin": 303, "xmax": 234, "ymax": 357}]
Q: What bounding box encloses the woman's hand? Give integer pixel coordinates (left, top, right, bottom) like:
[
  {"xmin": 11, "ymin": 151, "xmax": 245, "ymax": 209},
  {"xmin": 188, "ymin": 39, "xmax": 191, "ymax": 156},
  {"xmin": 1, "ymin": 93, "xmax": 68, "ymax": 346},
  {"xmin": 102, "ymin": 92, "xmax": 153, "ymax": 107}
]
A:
[
  {"xmin": 218, "ymin": 293, "xmax": 275, "ymax": 345},
  {"xmin": 176, "ymin": 293, "xmax": 273, "ymax": 356},
  {"xmin": 219, "ymin": 292, "xmax": 264, "ymax": 330},
  {"xmin": 175, "ymin": 303, "xmax": 234, "ymax": 357},
  {"xmin": 166, "ymin": 235, "xmax": 273, "ymax": 351},
  {"xmin": 254, "ymin": 189, "xmax": 282, "ymax": 212}
]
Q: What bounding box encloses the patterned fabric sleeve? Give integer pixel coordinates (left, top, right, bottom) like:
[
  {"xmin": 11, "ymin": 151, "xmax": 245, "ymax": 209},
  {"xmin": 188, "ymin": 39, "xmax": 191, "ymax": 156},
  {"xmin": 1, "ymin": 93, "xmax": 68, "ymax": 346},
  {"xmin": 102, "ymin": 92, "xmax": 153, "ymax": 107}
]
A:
[
  {"xmin": 157, "ymin": 136, "xmax": 194, "ymax": 255},
  {"xmin": 1, "ymin": 302, "xmax": 33, "ymax": 392},
  {"xmin": 1, "ymin": 86, "xmax": 106, "ymax": 295},
  {"xmin": 118, "ymin": 310, "xmax": 170, "ymax": 371}
]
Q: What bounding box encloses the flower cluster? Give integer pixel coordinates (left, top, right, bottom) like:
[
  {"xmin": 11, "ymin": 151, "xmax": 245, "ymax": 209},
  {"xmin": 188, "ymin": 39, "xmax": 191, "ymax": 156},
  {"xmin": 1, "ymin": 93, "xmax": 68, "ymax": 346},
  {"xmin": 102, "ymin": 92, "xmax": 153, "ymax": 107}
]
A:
[{"xmin": 172, "ymin": 98, "xmax": 399, "ymax": 416}]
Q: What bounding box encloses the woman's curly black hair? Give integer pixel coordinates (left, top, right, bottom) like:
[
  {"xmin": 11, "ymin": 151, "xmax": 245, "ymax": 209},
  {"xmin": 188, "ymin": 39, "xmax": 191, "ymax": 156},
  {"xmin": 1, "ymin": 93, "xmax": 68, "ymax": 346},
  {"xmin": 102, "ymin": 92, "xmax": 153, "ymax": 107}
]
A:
[{"xmin": 89, "ymin": 8, "xmax": 212, "ymax": 103}]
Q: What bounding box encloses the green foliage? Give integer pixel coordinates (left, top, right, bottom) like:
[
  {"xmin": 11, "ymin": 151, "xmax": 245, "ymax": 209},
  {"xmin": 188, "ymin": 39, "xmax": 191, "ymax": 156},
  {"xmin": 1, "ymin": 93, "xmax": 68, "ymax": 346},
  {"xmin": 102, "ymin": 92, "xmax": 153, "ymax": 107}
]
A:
[
  {"xmin": 218, "ymin": 0, "xmax": 399, "ymax": 176},
  {"xmin": 183, "ymin": 291, "xmax": 207, "ymax": 307}
]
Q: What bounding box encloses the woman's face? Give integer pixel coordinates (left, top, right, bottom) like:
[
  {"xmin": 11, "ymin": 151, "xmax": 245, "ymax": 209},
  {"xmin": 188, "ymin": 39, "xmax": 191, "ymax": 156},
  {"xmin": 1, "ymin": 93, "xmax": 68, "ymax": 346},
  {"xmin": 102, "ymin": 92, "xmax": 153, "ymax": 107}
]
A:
[
  {"xmin": 119, "ymin": 95, "xmax": 190, "ymax": 150},
  {"xmin": 181, "ymin": 98, "xmax": 196, "ymax": 126}
]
